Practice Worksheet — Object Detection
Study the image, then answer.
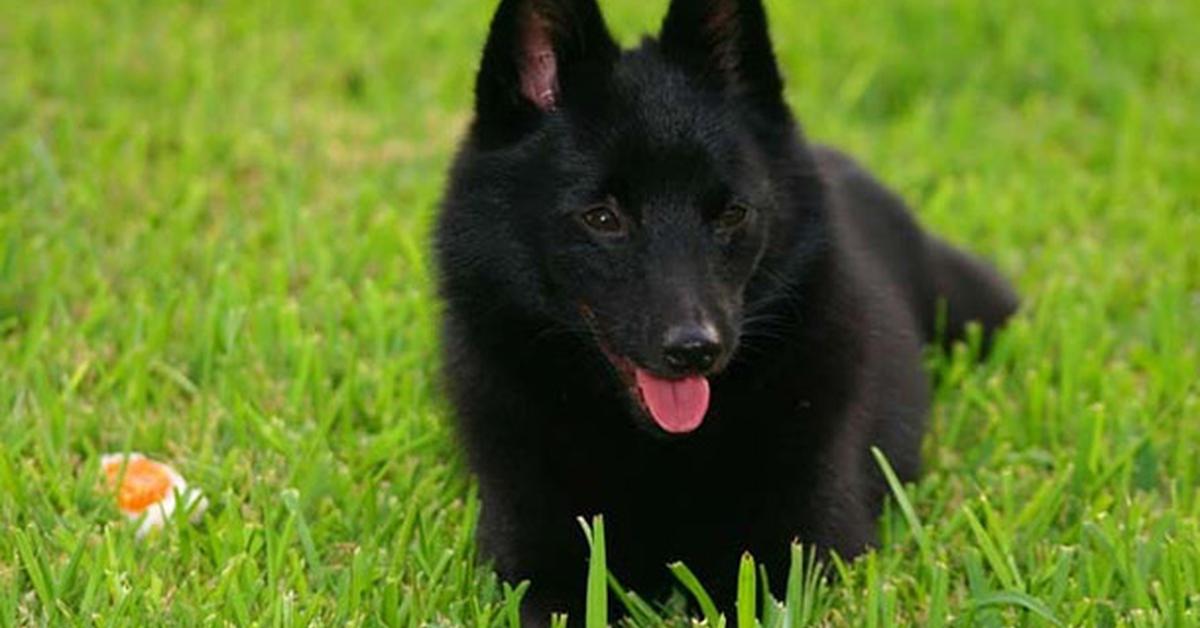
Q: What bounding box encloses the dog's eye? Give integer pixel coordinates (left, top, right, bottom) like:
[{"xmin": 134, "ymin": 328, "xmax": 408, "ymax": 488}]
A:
[
  {"xmin": 581, "ymin": 205, "xmax": 625, "ymax": 235},
  {"xmin": 716, "ymin": 203, "xmax": 751, "ymax": 231}
]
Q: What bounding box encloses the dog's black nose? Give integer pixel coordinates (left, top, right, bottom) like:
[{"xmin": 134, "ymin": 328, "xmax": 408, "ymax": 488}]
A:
[{"xmin": 662, "ymin": 325, "xmax": 722, "ymax": 373}]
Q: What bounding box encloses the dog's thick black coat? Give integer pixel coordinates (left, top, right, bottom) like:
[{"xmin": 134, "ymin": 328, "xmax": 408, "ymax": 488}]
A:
[{"xmin": 435, "ymin": 0, "xmax": 1019, "ymax": 623}]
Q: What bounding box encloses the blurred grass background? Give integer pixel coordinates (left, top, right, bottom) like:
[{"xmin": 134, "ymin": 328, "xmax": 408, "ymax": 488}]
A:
[{"xmin": 1, "ymin": 0, "xmax": 1198, "ymax": 624}]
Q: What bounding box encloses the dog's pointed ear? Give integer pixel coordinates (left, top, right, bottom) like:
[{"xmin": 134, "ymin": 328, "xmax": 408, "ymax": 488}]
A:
[
  {"xmin": 474, "ymin": 0, "xmax": 619, "ymax": 138},
  {"xmin": 659, "ymin": 0, "xmax": 785, "ymax": 112}
]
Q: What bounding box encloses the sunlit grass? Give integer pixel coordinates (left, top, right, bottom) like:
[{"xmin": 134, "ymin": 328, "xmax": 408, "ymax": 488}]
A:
[{"xmin": 1, "ymin": 0, "xmax": 1198, "ymax": 624}]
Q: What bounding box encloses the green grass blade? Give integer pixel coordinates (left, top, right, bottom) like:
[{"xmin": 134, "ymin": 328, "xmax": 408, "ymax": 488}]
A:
[
  {"xmin": 607, "ymin": 573, "xmax": 664, "ymax": 627},
  {"xmin": 783, "ymin": 543, "xmax": 828, "ymax": 628},
  {"xmin": 737, "ymin": 553, "xmax": 757, "ymax": 628},
  {"xmin": 281, "ymin": 488, "xmax": 325, "ymax": 587},
  {"xmin": 502, "ymin": 581, "xmax": 530, "ymax": 628},
  {"xmin": 580, "ymin": 516, "xmax": 608, "ymax": 628},
  {"xmin": 970, "ymin": 591, "xmax": 1062, "ymax": 627},
  {"xmin": 871, "ymin": 447, "xmax": 933, "ymax": 563},
  {"xmin": 13, "ymin": 528, "xmax": 54, "ymax": 621},
  {"xmin": 668, "ymin": 561, "xmax": 724, "ymax": 627},
  {"xmin": 963, "ymin": 505, "xmax": 1021, "ymax": 592}
]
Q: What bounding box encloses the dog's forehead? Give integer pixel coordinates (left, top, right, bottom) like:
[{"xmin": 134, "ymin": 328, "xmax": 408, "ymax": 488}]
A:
[
  {"xmin": 567, "ymin": 47, "xmax": 742, "ymax": 195},
  {"xmin": 607, "ymin": 47, "xmax": 729, "ymax": 148}
]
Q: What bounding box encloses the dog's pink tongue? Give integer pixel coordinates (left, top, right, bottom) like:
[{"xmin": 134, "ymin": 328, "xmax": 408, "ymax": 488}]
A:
[{"xmin": 635, "ymin": 370, "xmax": 710, "ymax": 434}]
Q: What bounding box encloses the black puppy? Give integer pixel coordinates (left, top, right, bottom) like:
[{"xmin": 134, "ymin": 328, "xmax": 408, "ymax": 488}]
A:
[{"xmin": 435, "ymin": 0, "xmax": 1018, "ymax": 623}]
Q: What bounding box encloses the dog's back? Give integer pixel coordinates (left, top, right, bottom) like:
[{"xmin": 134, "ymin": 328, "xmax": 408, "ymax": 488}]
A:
[{"xmin": 816, "ymin": 145, "xmax": 1019, "ymax": 353}]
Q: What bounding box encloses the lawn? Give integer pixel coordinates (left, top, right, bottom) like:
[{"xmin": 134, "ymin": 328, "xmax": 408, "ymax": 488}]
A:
[{"xmin": 1, "ymin": 0, "xmax": 1198, "ymax": 625}]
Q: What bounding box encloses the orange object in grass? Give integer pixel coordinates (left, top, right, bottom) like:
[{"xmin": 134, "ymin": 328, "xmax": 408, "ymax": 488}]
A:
[
  {"xmin": 104, "ymin": 457, "xmax": 174, "ymax": 513},
  {"xmin": 101, "ymin": 453, "xmax": 207, "ymax": 537}
]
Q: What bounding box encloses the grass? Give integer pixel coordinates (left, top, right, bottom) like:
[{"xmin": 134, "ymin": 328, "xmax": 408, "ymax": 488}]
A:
[{"xmin": 1, "ymin": 0, "xmax": 1198, "ymax": 624}]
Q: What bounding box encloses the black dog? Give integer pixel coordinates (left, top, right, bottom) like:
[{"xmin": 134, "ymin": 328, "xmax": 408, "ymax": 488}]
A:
[{"xmin": 435, "ymin": 0, "xmax": 1018, "ymax": 623}]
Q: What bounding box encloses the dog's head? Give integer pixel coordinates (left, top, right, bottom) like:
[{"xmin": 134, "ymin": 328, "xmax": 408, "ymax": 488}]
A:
[{"xmin": 444, "ymin": 0, "xmax": 824, "ymax": 434}]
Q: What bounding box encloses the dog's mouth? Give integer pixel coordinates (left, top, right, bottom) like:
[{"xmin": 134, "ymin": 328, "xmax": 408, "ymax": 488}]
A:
[{"xmin": 580, "ymin": 306, "xmax": 711, "ymax": 434}]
